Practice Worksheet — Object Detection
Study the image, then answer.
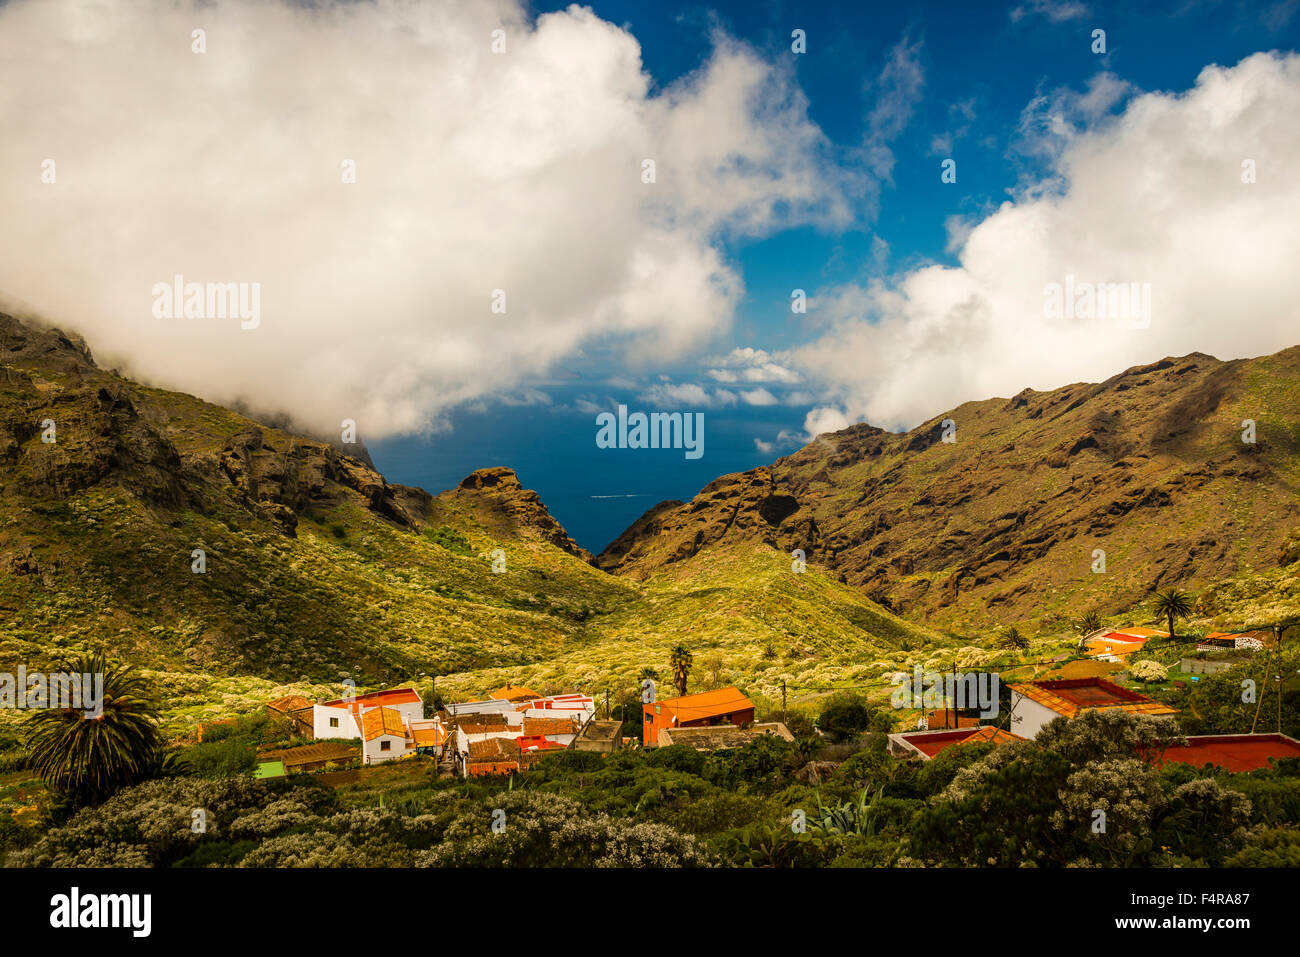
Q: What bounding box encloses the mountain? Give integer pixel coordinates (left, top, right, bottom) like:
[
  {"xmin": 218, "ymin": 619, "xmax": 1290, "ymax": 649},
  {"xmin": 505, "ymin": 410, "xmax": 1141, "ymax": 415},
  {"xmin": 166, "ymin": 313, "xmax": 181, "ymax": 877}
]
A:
[
  {"xmin": 0, "ymin": 311, "xmax": 940, "ymax": 728},
  {"xmin": 599, "ymin": 348, "xmax": 1300, "ymax": 630},
  {"xmin": 0, "ymin": 312, "xmax": 619, "ymax": 686}
]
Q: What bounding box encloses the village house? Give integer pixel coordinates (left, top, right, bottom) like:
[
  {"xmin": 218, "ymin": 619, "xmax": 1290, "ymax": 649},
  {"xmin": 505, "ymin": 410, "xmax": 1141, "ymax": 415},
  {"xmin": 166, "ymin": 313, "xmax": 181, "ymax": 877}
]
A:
[
  {"xmin": 574, "ymin": 719, "xmax": 624, "ymax": 753},
  {"xmin": 302, "ymin": 687, "xmax": 451, "ymax": 766},
  {"xmin": 888, "ymin": 725, "xmax": 1024, "ymax": 760},
  {"xmin": 1082, "ymin": 626, "xmax": 1166, "ymax": 662},
  {"xmin": 450, "ymin": 688, "xmax": 597, "ymax": 776},
  {"xmin": 265, "ymin": 694, "xmax": 314, "ymax": 737},
  {"xmin": 313, "ymin": 688, "xmax": 425, "ymax": 740},
  {"xmin": 656, "ymin": 721, "xmax": 794, "ymax": 750},
  {"xmin": 642, "ymin": 686, "xmax": 755, "ymax": 747},
  {"xmin": 1007, "ymin": 677, "xmax": 1178, "ymax": 739},
  {"xmin": 1195, "ymin": 630, "xmax": 1272, "ymax": 652}
]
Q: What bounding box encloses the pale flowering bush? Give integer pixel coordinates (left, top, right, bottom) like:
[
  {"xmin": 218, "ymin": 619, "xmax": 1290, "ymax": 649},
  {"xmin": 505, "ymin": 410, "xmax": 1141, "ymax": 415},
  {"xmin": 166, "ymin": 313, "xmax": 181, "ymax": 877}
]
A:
[
  {"xmin": 1130, "ymin": 659, "xmax": 1168, "ymax": 683},
  {"xmin": 415, "ymin": 790, "xmax": 712, "ymax": 868}
]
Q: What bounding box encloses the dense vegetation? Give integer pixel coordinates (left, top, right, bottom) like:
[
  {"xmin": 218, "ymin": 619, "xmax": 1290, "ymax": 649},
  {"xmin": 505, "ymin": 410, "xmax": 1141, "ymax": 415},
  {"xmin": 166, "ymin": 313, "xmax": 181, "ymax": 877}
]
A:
[{"xmin": 5, "ymin": 707, "xmax": 1298, "ymax": 868}]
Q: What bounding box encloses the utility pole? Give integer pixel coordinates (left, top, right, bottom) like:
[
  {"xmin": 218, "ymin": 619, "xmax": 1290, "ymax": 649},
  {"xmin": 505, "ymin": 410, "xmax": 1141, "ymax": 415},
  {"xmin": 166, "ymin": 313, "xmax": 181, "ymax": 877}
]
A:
[
  {"xmin": 781, "ymin": 680, "xmax": 787, "ymax": 723},
  {"xmin": 951, "ymin": 662, "xmax": 958, "ymax": 730},
  {"xmin": 604, "ymin": 689, "xmax": 611, "ymax": 720}
]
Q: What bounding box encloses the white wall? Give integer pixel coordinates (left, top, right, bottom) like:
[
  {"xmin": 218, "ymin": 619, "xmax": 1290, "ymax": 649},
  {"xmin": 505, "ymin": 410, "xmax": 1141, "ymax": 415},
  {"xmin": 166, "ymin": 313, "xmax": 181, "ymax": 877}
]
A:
[
  {"xmin": 364, "ymin": 733, "xmax": 408, "ymax": 765},
  {"xmin": 313, "ymin": 704, "xmax": 359, "ymax": 739},
  {"xmin": 1008, "ymin": 693, "xmax": 1062, "ymax": 739}
]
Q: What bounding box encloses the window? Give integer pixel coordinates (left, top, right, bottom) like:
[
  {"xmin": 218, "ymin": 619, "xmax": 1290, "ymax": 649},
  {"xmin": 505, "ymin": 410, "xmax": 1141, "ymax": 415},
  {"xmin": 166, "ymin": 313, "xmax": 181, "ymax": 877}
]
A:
[
  {"xmin": 329, "ymin": 717, "xmax": 339, "ymax": 728},
  {"xmin": 380, "ymin": 740, "xmax": 391, "ymax": 751}
]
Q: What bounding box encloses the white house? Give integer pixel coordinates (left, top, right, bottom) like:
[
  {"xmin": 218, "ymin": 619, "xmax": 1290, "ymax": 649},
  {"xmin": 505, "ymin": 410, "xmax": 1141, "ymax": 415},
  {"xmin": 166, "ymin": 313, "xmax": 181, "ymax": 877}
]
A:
[
  {"xmin": 312, "ymin": 687, "xmax": 424, "ymax": 741},
  {"xmin": 1008, "ymin": 678, "xmax": 1177, "ymax": 739}
]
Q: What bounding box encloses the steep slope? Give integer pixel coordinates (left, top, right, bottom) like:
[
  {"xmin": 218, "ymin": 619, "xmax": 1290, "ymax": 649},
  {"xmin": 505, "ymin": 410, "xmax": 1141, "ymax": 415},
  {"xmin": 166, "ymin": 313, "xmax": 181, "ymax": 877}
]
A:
[
  {"xmin": 435, "ymin": 541, "xmax": 951, "ymax": 709},
  {"xmin": 599, "ymin": 348, "xmax": 1300, "ymax": 629},
  {"xmin": 0, "ymin": 312, "xmax": 627, "ymax": 689}
]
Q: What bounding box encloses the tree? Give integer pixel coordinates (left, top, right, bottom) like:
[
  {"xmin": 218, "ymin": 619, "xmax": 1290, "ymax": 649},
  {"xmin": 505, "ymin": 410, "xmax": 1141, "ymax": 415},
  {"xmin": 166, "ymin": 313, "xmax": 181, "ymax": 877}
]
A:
[
  {"xmin": 669, "ymin": 645, "xmax": 693, "ymax": 697},
  {"xmin": 24, "ymin": 651, "xmax": 162, "ymax": 806},
  {"xmin": 818, "ymin": 692, "xmax": 882, "ymax": 742},
  {"xmin": 1077, "ymin": 610, "xmax": 1103, "ymax": 637},
  {"xmin": 1152, "ymin": 589, "xmax": 1195, "ymax": 641},
  {"xmin": 1001, "ymin": 625, "xmax": 1028, "ymax": 650}
]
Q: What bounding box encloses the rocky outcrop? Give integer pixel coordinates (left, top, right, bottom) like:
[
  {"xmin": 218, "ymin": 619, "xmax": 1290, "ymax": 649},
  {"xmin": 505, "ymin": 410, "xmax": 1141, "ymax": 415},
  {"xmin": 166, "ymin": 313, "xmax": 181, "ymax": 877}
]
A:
[{"xmin": 440, "ymin": 467, "xmax": 592, "ymax": 562}]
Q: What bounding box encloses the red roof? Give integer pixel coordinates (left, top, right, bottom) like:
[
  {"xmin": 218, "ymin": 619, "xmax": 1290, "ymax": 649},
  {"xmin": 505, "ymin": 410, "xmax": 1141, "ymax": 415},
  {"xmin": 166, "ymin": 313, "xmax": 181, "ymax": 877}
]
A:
[
  {"xmin": 321, "ymin": 687, "xmax": 422, "ymax": 710},
  {"xmin": 1156, "ymin": 734, "xmax": 1300, "ymax": 773},
  {"xmin": 897, "ymin": 726, "xmax": 1024, "ymax": 758}
]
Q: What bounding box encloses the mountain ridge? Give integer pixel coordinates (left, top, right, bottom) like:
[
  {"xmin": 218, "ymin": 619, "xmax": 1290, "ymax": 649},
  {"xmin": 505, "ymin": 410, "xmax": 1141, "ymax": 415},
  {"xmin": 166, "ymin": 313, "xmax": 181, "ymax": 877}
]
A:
[{"xmin": 598, "ymin": 345, "xmax": 1300, "ymax": 629}]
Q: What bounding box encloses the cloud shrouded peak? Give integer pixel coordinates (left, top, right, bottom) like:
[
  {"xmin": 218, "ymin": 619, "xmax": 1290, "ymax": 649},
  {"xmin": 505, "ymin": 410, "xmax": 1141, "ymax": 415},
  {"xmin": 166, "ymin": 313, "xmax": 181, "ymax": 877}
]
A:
[
  {"xmin": 0, "ymin": 0, "xmax": 847, "ymax": 438},
  {"xmin": 793, "ymin": 51, "xmax": 1300, "ymax": 436}
]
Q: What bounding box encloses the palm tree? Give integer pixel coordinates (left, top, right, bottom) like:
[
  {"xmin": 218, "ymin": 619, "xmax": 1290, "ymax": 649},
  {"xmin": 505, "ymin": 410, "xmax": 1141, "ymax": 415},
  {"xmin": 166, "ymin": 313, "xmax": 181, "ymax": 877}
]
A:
[
  {"xmin": 669, "ymin": 645, "xmax": 693, "ymax": 697},
  {"xmin": 1152, "ymin": 589, "xmax": 1195, "ymax": 642},
  {"xmin": 24, "ymin": 651, "xmax": 162, "ymax": 806},
  {"xmin": 1078, "ymin": 610, "xmax": 1103, "ymax": 636},
  {"xmin": 1001, "ymin": 626, "xmax": 1028, "ymax": 650}
]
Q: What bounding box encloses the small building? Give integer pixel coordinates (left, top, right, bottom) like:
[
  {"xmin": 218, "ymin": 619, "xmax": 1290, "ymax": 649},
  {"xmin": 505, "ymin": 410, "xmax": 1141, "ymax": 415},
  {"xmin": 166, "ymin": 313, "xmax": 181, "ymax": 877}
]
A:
[
  {"xmin": 361, "ymin": 706, "xmax": 410, "ymax": 765},
  {"xmin": 465, "ymin": 736, "xmax": 522, "ymax": 776},
  {"xmin": 260, "ymin": 740, "xmax": 358, "ymax": 774},
  {"xmin": 1195, "ymin": 630, "xmax": 1271, "ymax": 653},
  {"xmin": 888, "ymin": 725, "xmax": 1024, "ymax": 760},
  {"xmin": 265, "ymin": 694, "xmax": 314, "ymax": 737},
  {"xmin": 656, "ymin": 722, "xmax": 793, "ymax": 751},
  {"xmin": 919, "ymin": 711, "xmax": 981, "ymax": 731},
  {"xmin": 1008, "ymin": 677, "xmax": 1177, "ymax": 739},
  {"xmin": 574, "ymin": 719, "xmax": 624, "ymax": 753},
  {"xmin": 642, "ymin": 686, "xmax": 755, "ymax": 747},
  {"xmin": 1155, "ymin": 733, "xmax": 1300, "ymax": 772},
  {"xmin": 313, "ymin": 687, "xmax": 424, "ymax": 740},
  {"xmin": 408, "ymin": 719, "xmax": 448, "ymax": 757}
]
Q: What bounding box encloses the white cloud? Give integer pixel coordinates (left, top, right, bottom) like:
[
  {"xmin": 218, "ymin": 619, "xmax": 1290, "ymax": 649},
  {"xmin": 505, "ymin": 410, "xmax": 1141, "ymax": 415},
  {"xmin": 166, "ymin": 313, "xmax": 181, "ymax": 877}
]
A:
[
  {"xmin": 738, "ymin": 387, "xmax": 778, "ymax": 406},
  {"xmin": 862, "ymin": 35, "xmax": 925, "ymax": 181},
  {"xmin": 0, "ymin": 0, "xmax": 849, "ymax": 438},
  {"xmin": 706, "ymin": 346, "xmax": 801, "ymax": 383},
  {"xmin": 639, "ymin": 382, "xmax": 736, "ymax": 408},
  {"xmin": 792, "ymin": 53, "xmax": 1300, "ymax": 433},
  {"xmin": 1010, "ymin": 1, "xmax": 1091, "ymax": 23}
]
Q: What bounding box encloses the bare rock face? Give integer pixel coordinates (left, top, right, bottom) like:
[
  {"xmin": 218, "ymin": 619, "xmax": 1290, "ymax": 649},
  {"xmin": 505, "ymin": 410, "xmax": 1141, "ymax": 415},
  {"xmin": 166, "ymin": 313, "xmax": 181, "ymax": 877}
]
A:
[
  {"xmin": 442, "ymin": 467, "xmax": 592, "ymax": 562},
  {"xmin": 599, "ymin": 348, "xmax": 1300, "ymax": 625}
]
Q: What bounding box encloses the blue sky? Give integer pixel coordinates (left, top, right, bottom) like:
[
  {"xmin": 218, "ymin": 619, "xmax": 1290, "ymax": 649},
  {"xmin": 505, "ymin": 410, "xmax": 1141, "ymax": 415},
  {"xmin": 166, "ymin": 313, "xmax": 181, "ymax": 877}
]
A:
[{"xmin": 370, "ymin": 0, "xmax": 1300, "ymax": 551}]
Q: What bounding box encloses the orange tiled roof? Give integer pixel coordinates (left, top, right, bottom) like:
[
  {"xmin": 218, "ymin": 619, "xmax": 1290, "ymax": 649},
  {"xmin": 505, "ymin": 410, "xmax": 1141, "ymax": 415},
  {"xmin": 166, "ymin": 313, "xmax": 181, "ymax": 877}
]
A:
[
  {"xmin": 468, "ymin": 737, "xmax": 521, "ymax": 762},
  {"xmin": 1010, "ymin": 678, "xmax": 1177, "ymax": 718},
  {"xmin": 522, "ymin": 716, "xmax": 577, "ymax": 737},
  {"xmin": 959, "ymin": 726, "xmax": 1023, "ymax": 747},
  {"xmin": 658, "ymin": 686, "xmax": 754, "ymax": 722},
  {"xmin": 490, "ymin": 684, "xmax": 542, "ymax": 702},
  {"xmin": 410, "ymin": 723, "xmax": 447, "ymax": 747},
  {"xmin": 456, "ymin": 713, "xmax": 510, "ymax": 734},
  {"xmin": 361, "ymin": 706, "xmax": 407, "ymax": 742},
  {"xmin": 267, "ymin": 694, "xmax": 313, "ymax": 714},
  {"xmin": 321, "ymin": 687, "xmax": 422, "ymax": 709}
]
